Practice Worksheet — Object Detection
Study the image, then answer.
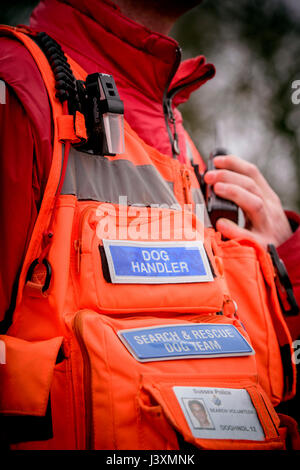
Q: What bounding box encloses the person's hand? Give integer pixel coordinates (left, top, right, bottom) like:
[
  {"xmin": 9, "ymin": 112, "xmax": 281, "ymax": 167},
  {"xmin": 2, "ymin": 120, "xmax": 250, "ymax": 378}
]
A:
[{"xmin": 204, "ymin": 154, "xmax": 293, "ymax": 249}]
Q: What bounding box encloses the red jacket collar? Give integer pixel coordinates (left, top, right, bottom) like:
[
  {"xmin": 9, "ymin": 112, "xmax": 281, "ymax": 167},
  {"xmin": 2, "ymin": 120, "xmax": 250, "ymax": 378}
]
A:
[
  {"xmin": 30, "ymin": 0, "xmax": 215, "ymax": 105},
  {"xmin": 30, "ymin": 0, "xmax": 215, "ymax": 161}
]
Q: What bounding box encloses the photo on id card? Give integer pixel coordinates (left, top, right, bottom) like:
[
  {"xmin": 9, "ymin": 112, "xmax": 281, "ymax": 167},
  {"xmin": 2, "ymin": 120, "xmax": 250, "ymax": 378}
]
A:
[{"xmin": 182, "ymin": 398, "xmax": 215, "ymax": 430}]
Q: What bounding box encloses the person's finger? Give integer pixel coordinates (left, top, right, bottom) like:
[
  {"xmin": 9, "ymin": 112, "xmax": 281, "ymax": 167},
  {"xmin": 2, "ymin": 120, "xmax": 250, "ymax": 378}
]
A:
[
  {"xmin": 204, "ymin": 169, "xmax": 263, "ymax": 199},
  {"xmin": 216, "ymin": 217, "xmax": 255, "ymax": 241},
  {"xmin": 213, "ymin": 182, "xmax": 265, "ymax": 225},
  {"xmin": 212, "ymin": 155, "xmax": 275, "ymax": 197}
]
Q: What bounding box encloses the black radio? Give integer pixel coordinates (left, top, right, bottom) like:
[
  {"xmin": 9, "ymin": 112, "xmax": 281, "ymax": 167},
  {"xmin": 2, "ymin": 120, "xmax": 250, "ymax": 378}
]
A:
[
  {"xmin": 76, "ymin": 73, "xmax": 125, "ymax": 156},
  {"xmin": 206, "ymin": 146, "xmax": 239, "ymax": 229},
  {"xmin": 36, "ymin": 32, "xmax": 124, "ymax": 156}
]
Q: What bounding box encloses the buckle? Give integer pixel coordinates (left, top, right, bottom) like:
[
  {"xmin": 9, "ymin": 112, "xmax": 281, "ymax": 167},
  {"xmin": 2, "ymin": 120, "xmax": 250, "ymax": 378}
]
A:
[
  {"xmin": 26, "ymin": 258, "xmax": 52, "ymax": 293},
  {"xmin": 267, "ymin": 244, "xmax": 299, "ymax": 316}
]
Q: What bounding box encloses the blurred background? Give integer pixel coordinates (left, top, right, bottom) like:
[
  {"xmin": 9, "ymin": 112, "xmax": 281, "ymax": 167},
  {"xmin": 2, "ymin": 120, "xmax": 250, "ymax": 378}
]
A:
[{"xmin": 2, "ymin": 0, "xmax": 300, "ymax": 211}]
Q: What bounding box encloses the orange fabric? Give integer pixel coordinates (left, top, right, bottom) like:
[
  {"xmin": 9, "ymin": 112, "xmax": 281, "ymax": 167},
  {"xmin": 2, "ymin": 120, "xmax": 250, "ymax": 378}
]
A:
[
  {"xmin": 74, "ymin": 203, "xmax": 225, "ymax": 314},
  {"xmin": 0, "ymin": 335, "xmax": 62, "ymax": 415},
  {"xmin": 219, "ymin": 239, "xmax": 296, "ymax": 404},
  {"xmin": 74, "ymin": 111, "xmax": 87, "ymax": 141},
  {"xmin": 57, "ymin": 112, "xmax": 87, "ymax": 143},
  {"xmin": 141, "ymin": 375, "xmax": 283, "ymax": 450},
  {"xmin": 0, "ymin": 27, "xmax": 298, "ymax": 451},
  {"xmin": 278, "ymin": 413, "xmax": 300, "ymax": 450},
  {"xmin": 60, "ymin": 310, "xmax": 283, "ymax": 450},
  {"xmin": 0, "ymin": 27, "xmax": 64, "ymax": 311},
  {"xmin": 57, "ymin": 115, "xmax": 78, "ymax": 143}
]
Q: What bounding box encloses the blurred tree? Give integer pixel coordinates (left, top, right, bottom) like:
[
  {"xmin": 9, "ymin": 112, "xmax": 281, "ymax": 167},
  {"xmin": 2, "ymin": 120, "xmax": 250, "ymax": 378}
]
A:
[
  {"xmin": 2, "ymin": 0, "xmax": 300, "ymax": 210},
  {"xmin": 0, "ymin": 0, "xmax": 38, "ymax": 25},
  {"xmin": 172, "ymin": 0, "xmax": 300, "ymax": 211}
]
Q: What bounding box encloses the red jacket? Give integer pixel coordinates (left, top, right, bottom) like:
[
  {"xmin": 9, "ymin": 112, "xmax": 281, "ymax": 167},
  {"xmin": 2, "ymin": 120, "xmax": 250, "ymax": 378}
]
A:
[{"xmin": 1, "ymin": 0, "xmax": 300, "ymax": 337}]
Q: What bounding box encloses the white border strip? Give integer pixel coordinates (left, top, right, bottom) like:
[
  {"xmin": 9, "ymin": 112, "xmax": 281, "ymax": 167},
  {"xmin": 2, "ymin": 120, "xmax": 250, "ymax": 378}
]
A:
[{"xmin": 103, "ymin": 239, "xmax": 214, "ymax": 284}]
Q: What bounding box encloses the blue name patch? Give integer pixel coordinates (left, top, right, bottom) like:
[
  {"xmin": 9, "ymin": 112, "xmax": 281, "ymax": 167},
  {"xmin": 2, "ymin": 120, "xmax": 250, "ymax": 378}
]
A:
[
  {"xmin": 118, "ymin": 324, "xmax": 254, "ymax": 362},
  {"xmin": 103, "ymin": 240, "xmax": 213, "ymax": 284}
]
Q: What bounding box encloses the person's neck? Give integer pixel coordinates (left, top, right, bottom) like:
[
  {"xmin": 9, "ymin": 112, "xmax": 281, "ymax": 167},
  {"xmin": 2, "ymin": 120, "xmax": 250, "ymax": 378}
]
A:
[{"xmin": 111, "ymin": 0, "xmax": 178, "ymax": 36}]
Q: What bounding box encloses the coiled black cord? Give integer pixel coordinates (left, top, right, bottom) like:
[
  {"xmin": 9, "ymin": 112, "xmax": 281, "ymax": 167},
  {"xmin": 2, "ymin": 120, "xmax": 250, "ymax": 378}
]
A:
[{"xmin": 35, "ymin": 32, "xmax": 80, "ymax": 112}]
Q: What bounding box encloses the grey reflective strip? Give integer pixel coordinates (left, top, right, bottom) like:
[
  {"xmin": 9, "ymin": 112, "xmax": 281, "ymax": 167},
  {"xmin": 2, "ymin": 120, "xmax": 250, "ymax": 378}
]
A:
[
  {"xmin": 0, "ymin": 80, "xmax": 6, "ymax": 104},
  {"xmin": 61, "ymin": 146, "xmax": 178, "ymax": 207},
  {"xmin": 185, "ymin": 136, "xmax": 194, "ymax": 162},
  {"xmin": 192, "ymin": 188, "xmax": 212, "ymax": 227},
  {"xmin": 185, "ymin": 137, "xmax": 211, "ymax": 227}
]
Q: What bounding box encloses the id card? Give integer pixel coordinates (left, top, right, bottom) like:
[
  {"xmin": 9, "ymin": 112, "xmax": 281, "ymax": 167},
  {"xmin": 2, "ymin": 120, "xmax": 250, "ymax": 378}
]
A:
[{"xmin": 173, "ymin": 386, "xmax": 265, "ymax": 441}]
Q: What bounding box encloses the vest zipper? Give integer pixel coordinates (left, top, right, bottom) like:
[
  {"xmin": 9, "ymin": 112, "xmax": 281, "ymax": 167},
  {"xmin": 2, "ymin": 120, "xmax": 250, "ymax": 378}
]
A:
[
  {"xmin": 74, "ymin": 205, "xmax": 97, "ymax": 272},
  {"xmin": 164, "ymin": 96, "xmax": 180, "ymax": 157},
  {"xmin": 182, "ymin": 168, "xmax": 193, "ymax": 206},
  {"xmin": 163, "ymin": 63, "xmax": 215, "ymax": 159},
  {"xmin": 163, "ymin": 47, "xmax": 181, "ymax": 159},
  {"xmin": 73, "ymin": 310, "xmax": 94, "ymax": 450}
]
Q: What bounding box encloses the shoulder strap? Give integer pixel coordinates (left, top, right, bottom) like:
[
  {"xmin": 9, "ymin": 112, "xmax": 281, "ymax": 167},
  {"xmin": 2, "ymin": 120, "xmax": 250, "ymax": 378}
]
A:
[{"xmin": 0, "ymin": 26, "xmax": 75, "ymax": 305}]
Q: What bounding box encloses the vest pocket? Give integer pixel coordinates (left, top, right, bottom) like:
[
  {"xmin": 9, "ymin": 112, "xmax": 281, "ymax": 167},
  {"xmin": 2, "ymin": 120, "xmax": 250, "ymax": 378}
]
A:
[
  {"xmin": 67, "ymin": 309, "xmax": 261, "ymax": 450},
  {"xmin": 0, "ymin": 335, "xmax": 76, "ymax": 449},
  {"xmin": 74, "ymin": 202, "xmax": 228, "ymax": 314},
  {"xmin": 218, "ymin": 239, "xmax": 295, "ymax": 405},
  {"xmin": 138, "ymin": 374, "xmax": 285, "ymax": 450}
]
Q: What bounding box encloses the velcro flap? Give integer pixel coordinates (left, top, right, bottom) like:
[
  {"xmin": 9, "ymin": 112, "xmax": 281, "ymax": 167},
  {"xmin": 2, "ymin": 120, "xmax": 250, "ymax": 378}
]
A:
[
  {"xmin": 74, "ymin": 111, "xmax": 87, "ymax": 141},
  {"xmin": 57, "ymin": 112, "xmax": 87, "ymax": 143},
  {"xmin": 0, "ymin": 335, "xmax": 63, "ymax": 416}
]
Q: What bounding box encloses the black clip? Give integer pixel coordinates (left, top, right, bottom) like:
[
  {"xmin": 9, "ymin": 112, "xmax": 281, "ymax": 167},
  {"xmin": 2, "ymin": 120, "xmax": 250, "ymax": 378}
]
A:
[{"xmin": 267, "ymin": 244, "xmax": 299, "ymax": 316}]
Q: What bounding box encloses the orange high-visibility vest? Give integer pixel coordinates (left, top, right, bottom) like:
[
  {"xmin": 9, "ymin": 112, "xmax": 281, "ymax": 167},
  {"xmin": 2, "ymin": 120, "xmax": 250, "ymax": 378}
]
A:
[{"xmin": 0, "ymin": 26, "xmax": 298, "ymax": 451}]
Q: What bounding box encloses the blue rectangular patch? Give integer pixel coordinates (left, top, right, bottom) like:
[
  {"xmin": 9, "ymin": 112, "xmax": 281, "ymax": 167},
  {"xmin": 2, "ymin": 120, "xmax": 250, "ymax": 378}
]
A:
[
  {"xmin": 118, "ymin": 324, "xmax": 254, "ymax": 362},
  {"xmin": 103, "ymin": 240, "xmax": 213, "ymax": 284}
]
